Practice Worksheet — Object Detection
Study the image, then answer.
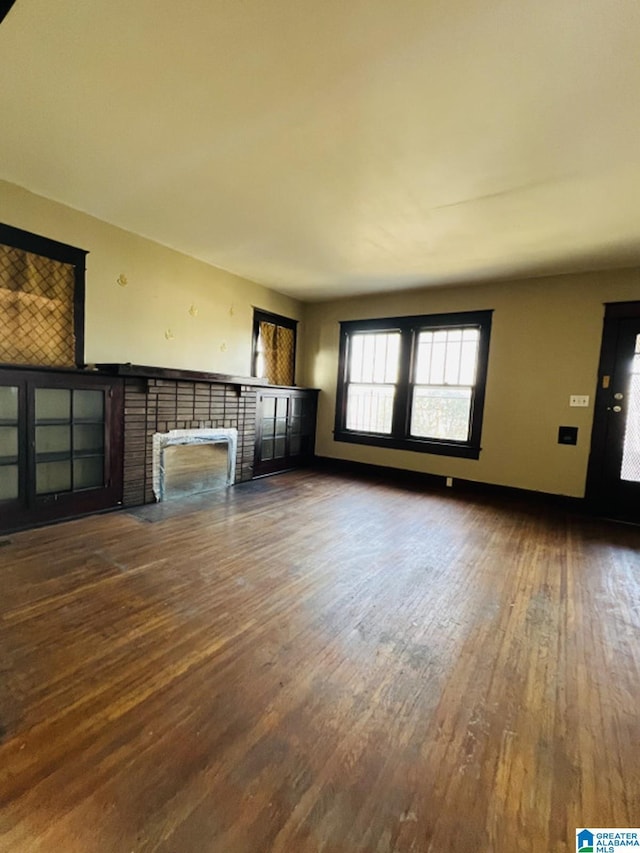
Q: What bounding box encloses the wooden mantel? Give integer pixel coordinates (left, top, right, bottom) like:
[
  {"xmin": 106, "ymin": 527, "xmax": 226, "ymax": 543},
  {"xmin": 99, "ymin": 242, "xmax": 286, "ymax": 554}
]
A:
[{"xmin": 95, "ymin": 363, "xmax": 272, "ymax": 387}]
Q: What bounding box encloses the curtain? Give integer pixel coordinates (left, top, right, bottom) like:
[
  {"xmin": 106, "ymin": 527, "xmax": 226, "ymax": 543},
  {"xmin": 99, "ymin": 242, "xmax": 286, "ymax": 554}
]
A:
[{"xmin": 0, "ymin": 244, "xmax": 76, "ymax": 366}]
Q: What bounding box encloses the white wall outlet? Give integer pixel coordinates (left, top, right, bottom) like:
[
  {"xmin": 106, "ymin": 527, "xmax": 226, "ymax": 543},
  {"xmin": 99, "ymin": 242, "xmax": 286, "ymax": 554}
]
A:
[
  {"xmin": 446, "ymin": 477, "xmax": 453, "ymax": 487},
  {"xmin": 569, "ymin": 395, "xmax": 589, "ymax": 407}
]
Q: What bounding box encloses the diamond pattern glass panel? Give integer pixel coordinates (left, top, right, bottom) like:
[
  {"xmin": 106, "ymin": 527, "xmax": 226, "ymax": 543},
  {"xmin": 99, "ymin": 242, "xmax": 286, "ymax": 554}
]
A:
[
  {"xmin": 0, "ymin": 244, "xmax": 76, "ymax": 367},
  {"xmin": 258, "ymin": 322, "xmax": 295, "ymax": 385}
]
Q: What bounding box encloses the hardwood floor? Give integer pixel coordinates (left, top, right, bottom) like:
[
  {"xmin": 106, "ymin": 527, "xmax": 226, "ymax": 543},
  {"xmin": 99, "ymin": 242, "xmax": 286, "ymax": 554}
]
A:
[{"xmin": 0, "ymin": 471, "xmax": 639, "ymax": 853}]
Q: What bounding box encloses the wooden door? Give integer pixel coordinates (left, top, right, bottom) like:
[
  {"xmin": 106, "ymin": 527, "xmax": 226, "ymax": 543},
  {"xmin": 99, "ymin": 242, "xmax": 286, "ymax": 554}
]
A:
[{"xmin": 587, "ymin": 303, "xmax": 640, "ymax": 522}]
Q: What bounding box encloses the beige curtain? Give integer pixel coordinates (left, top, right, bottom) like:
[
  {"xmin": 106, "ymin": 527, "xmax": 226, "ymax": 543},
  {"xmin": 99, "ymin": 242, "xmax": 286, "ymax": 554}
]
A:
[
  {"xmin": 259, "ymin": 321, "xmax": 294, "ymax": 385},
  {"xmin": 0, "ymin": 244, "xmax": 76, "ymax": 366}
]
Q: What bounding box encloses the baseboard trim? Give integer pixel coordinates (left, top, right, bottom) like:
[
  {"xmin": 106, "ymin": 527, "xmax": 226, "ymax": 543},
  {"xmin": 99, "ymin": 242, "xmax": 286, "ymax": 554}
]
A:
[{"xmin": 312, "ymin": 456, "xmax": 586, "ymax": 514}]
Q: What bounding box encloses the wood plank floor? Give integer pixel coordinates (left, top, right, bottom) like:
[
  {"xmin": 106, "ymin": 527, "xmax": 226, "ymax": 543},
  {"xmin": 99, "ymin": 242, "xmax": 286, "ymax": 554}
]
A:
[{"xmin": 0, "ymin": 471, "xmax": 639, "ymax": 853}]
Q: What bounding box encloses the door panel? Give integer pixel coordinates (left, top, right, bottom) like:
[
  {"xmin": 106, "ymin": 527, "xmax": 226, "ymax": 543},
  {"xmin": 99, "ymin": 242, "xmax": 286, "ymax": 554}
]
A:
[
  {"xmin": 0, "ymin": 368, "xmax": 124, "ymax": 533},
  {"xmin": 587, "ymin": 306, "xmax": 640, "ymax": 522}
]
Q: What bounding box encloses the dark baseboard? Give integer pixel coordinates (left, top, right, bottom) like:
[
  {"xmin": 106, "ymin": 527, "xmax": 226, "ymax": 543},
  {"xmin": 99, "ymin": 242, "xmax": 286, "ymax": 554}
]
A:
[{"xmin": 312, "ymin": 455, "xmax": 586, "ymax": 514}]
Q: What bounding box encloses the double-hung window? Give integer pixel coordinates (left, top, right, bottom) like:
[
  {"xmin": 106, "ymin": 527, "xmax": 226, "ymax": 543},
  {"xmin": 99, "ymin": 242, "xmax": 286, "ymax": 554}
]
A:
[{"xmin": 334, "ymin": 310, "xmax": 492, "ymax": 459}]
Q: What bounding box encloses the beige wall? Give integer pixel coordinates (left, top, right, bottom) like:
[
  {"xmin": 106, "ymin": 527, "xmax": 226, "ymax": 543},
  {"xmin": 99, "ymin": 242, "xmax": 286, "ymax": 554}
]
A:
[
  {"xmin": 302, "ymin": 269, "xmax": 640, "ymax": 497},
  {"xmin": 4, "ymin": 178, "xmax": 639, "ymax": 497},
  {"xmin": 0, "ymin": 180, "xmax": 303, "ymax": 378}
]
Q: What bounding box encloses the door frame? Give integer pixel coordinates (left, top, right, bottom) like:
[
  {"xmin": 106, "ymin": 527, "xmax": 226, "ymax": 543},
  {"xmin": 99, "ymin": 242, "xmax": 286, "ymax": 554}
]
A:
[{"xmin": 586, "ymin": 300, "xmax": 640, "ymax": 522}]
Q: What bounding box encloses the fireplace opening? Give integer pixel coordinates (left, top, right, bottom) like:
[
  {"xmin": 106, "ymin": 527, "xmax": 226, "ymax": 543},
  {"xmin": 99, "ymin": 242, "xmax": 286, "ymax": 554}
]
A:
[
  {"xmin": 163, "ymin": 443, "xmax": 229, "ymax": 500},
  {"xmin": 152, "ymin": 428, "xmax": 238, "ymax": 502}
]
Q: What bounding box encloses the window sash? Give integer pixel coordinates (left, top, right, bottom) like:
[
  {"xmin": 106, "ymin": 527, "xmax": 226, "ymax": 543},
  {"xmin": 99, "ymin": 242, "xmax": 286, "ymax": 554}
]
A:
[{"xmin": 335, "ymin": 311, "xmax": 492, "ymax": 459}]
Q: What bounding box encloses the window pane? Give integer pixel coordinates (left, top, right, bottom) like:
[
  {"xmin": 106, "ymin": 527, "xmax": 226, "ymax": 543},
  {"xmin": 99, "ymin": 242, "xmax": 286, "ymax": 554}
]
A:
[
  {"xmin": 262, "ymin": 438, "xmax": 274, "ymax": 460},
  {"xmin": 349, "ymin": 333, "xmax": 400, "ymax": 385},
  {"xmin": 290, "ymin": 435, "xmax": 301, "ymax": 455},
  {"xmin": 460, "ymin": 338, "xmax": 479, "ymax": 384},
  {"xmin": 410, "ymin": 387, "xmax": 472, "ymax": 441},
  {"xmin": 36, "ymin": 460, "xmax": 71, "ymax": 494},
  {"xmin": 74, "ymin": 424, "xmax": 104, "ymax": 452},
  {"xmin": 274, "ymin": 438, "xmax": 286, "ymax": 458},
  {"xmin": 262, "ymin": 397, "xmax": 276, "ymax": 418},
  {"xmin": 0, "ymin": 465, "xmax": 18, "ymax": 500},
  {"xmin": 346, "ymin": 384, "xmax": 395, "ymax": 433},
  {"xmin": 0, "ymin": 386, "xmax": 18, "ymax": 420},
  {"xmin": 444, "ymin": 338, "xmax": 462, "ymax": 385},
  {"xmin": 35, "ymin": 388, "xmax": 70, "ymax": 421},
  {"xmin": 0, "ymin": 426, "xmax": 18, "ymax": 458},
  {"xmin": 262, "ymin": 419, "xmax": 275, "ymax": 438},
  {"xmin": 416, "ymin": 328, "xmax": 480, "ymax": 387},
  {"xmin": 430, "ymin": 334, "xmax": 447, "ymax": 384},
  {"xmin": 74, "ymin": 389, "xmax": 104, "ymax": 420},
  {"xmin": 415, "ymin": 333, "xmax": 432, "ymax": 384},
  {"xmin": 275, "ymin": 418, "xmax": 287, "ymax": 436},
  {"xmin": 73, "ymin": 457, "xmax": 104, "ymax": 490},
  {"xmin": 36, "ymin": 424, "xmax": 71, "ymax": 454}
]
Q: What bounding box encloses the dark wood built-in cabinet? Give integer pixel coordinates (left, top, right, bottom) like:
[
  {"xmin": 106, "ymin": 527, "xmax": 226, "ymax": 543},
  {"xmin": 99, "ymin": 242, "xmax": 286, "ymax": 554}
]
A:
[
  {"xmin": 0, "ymin": 367, "xmax": 123, "ymax": 533},
  {"xmin": 254, "ymin": 387, "xmax": 318, "ymax": 476},
  {"xmin": 0, "ymin": 364, "xmax": 318, "ymax": 532}
]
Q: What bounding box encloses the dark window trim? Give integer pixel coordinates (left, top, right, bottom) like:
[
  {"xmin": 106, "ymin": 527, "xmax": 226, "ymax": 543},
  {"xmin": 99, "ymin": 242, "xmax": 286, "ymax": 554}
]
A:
[
  {"xmin": 334, "ymin": 309, "xmax": 493, "ymax": 460},
  {"xmin": 251, "ymin": 308, "xmax": 298, "ymax": 385},
  {"xmin": 0, "ymin": 222, "xmax": 88, "ymax": 368},
  {"xmin": 0, "ymin": 2, "xmax": 18, "ymax": 27}
]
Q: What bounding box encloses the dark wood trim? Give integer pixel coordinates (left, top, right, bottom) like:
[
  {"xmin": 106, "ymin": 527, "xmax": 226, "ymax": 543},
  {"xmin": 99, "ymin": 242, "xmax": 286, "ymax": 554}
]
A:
[
  {"xmin": 337, "ymin": 309, "xmax": 493, "ymax": 334},
  {"xmin": 96, "ymin": 363, "xmax": 271, "ymax": 387},
  {"xmin": 0, "ymin": 222, "xmax": 88, "ymax": 367},
  {"xmin": 331, "ymin": 431, "xmax": 482, "ymax": 459},
  {"xmin": 334, "ymin": 309, "xmax": 493, "ymax": 460},
  {"xmin": 313, "ymin": 455, "xmax": 586, "ymax": 513},
  {"xmin": 0, "ymin": 223, "xmax": 87, "ymax": 267},
  {"xmin": 0, "ymin": 0, "xmax": 17, "ymax": 26},
  {"xmin": 602, "ymin": 300, "xmax": 640, "ymax": 319}
]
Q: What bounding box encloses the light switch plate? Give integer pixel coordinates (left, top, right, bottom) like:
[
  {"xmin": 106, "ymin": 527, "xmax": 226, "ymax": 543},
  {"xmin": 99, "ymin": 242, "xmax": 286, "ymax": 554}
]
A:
[{"xmin": 570, "ymin": 395, "xmax": 589, "ymax": 407}]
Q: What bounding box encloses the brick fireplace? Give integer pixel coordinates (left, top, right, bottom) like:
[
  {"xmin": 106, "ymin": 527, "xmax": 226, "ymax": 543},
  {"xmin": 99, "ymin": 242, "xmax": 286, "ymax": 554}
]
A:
[{"xmin": 119, "ymin": 372, "xmax": 258, "ymax": 507}]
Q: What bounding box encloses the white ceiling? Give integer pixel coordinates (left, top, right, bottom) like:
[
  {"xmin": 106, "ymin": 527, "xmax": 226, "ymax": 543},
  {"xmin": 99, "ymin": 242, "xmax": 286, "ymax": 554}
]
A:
[{"xmin": 1, "ymin": 0, "xmax": 640, "ymax": 301}]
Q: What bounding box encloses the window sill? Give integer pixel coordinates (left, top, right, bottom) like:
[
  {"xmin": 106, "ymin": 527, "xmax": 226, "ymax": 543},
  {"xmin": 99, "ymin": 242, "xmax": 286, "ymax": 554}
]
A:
[{"xmin": 333, "ymin": 430, "xmax": 481, "ymax": 460}]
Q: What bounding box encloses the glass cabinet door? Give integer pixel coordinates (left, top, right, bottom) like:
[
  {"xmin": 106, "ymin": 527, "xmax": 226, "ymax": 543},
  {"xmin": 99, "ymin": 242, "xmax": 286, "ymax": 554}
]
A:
[
  {"xmin": 254, "ymin": 389, "xmax": 317, "ymax": 476},
  {"xmin": 34, "ymin": 386, "xmax": 105, "ymax": 495},
  {"xmin": 0, "ymin": 385, "xmax": 20, "ymax": 501},
  {"xmin": 0, "ymin": 369, "xmax": 123, "ymax": 534}
]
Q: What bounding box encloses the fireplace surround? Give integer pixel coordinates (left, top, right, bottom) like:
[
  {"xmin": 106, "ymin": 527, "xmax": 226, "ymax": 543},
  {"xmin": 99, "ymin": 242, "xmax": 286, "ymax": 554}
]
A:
[{"xmin": 0, "ymin": 362, "xmax": 318, "ymax": 532}]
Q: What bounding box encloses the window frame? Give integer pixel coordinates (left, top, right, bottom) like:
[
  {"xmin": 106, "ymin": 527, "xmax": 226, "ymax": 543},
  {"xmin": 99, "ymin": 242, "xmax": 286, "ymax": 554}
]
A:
[
  {"xmin": 0, "ymin": 222, "xmax": 87, "ymax": 368},
  {"xmin": 334, "ymin": 309, "xmax": 493, "ymax": 459},
  {"xmin": 251, "ymin": 308, "xmax": 298, "ymax": 386}
]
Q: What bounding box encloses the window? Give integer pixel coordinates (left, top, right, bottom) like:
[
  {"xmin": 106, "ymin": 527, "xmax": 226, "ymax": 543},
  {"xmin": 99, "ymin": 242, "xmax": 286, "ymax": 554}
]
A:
[
  {"xmin": 252, "ymin": 309, "xmax": 297, "ymax": 386},
  {"xmin": 334, "ymin": 310, "xmax": 492, "ymax": 459},
  {"xmin": 0, "ymin": 223, "xmax": 87, "ymax": 368}
]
